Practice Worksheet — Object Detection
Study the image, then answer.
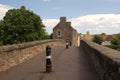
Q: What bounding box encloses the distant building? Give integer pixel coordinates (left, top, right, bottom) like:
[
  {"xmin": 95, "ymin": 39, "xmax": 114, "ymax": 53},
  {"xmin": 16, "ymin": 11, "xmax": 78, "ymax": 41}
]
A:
[
  {"xmin": 52, "ymin": 17, "xmax": 80, "ymax": 46},
  {"xmin": 82, "ymin": 31, "xmax": 93, "ymax": 41},
  {"xmin": 101, "ymin": 34, "xmax": 118, "ymax": 41},
  {"xmin": 101, "ymin": 34, "xmax": 118, "ymax": 46},
  {"xmin": 101, "ymin": 41, "xmax": 111, "ymax": 45}
]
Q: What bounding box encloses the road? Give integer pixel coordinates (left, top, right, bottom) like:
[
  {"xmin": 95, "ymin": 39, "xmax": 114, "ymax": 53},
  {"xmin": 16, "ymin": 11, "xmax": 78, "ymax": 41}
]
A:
[{"xmin": 0, "ymin": 46, "xmax": 100, "ymax": 80}]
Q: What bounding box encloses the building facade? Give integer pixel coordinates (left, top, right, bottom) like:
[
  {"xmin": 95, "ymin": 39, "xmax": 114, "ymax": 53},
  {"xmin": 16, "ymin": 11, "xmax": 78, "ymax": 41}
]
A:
[
  {"xmin": 82, "ymin": 31, "xmax": 94, "ymax": 41},
  {"xmin": 53, "ymin": 17, "xmax": 79, "ymax": 46}
]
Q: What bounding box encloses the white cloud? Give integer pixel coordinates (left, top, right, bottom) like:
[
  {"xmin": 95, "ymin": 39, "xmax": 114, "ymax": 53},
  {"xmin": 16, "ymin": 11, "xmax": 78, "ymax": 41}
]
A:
[
  {"xmin": 0, "ymin": 4, "xmax": 14, "ymax": 20},
  {"xmin": 43, "ymin": 14, "xmax": 120, "ymax": 34},
  {"xmin": 43, "ymin": 0, "xmax": 51, "ymax": 2},
  {"xmin": 69, "ymin": 14, "xmax": 120, "ymax": 27},
  {"xmin": 43, "ymin": 19, "xmax": 59, "ymax": 27},
  {"xmin": 42, "ymin": 19, "xmax": 59, "ymax": 34},
  {"xmin": 69, "ymin": 14, "xmax": 120, "ymax": 34}
]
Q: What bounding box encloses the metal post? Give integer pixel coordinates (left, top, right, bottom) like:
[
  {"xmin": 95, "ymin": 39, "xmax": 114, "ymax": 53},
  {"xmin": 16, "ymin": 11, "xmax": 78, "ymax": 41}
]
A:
[
  {"xmin": 46, "ymin": 45, "xmax": 52, "ymax": 72},
  {"xmin": 66, "ymin": 41, "xmax": 69, "ymax": 49}
]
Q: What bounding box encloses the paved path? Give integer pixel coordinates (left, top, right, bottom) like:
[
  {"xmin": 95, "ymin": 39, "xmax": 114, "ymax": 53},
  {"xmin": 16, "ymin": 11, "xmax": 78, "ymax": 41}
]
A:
[{"xmin": 0, "ymin": 46, "xmax": 100, "ymax": 80}]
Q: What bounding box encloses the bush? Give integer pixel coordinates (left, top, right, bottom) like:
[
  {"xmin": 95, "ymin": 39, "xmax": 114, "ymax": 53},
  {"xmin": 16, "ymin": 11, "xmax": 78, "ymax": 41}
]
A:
[
  {"xmin": 111, "ymin": 37, "xmax": 120, "ymax": 46},
  {"xmin": 93, "ymin": 35, "xmax": 104, "ymax": 45},
  {"xmin": 105, "ymin": 45, "xmax": 117, "ymax": 49}
]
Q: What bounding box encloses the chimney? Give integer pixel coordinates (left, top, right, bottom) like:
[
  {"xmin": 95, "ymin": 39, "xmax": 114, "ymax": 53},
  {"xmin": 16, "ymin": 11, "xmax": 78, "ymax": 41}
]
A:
[
  {"xmin": 67, "ymin": 22, "xmax": 71, "ymax": 26},
  {"xmin": 60, "ymin": 17, "xmax": 66, "ymax": 22}
]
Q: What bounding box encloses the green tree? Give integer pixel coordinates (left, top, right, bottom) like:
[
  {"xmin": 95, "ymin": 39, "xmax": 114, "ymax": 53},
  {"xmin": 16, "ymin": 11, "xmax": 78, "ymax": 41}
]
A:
[
  {"xmin": 49, "ymin": 33, "xmax": 53, "ymax": 39},
  {"xmin": 111, "ymin": 38, "xmax": 120, "ymax": 45},
  {"xmin": 111, "ymin": 33, "xmax": 120, "ymax": 47},
  {"xmin": 93, "ymin": 35, "xmax": 104, "ymax": 45},
  {"xmin": 101, "ymin": 33, "xmax": 106, "ymax": 35},
  {"xmin": 0, "ymin": 20, "xmax": 4, "ymax": 45},
  {"xmin": 0, "ymin": 6, "xmax": 48, "ymax": 45},
  {"xmin": 117, "ymin": 33, "xmax": 120, "ymax": 39}
]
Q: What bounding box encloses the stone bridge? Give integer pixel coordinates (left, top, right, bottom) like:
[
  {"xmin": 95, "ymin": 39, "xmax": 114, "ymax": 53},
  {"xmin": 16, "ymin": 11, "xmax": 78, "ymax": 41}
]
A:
[{"xmin": 0, "ymin": 39, "xmax": 120, "ymax": 80}]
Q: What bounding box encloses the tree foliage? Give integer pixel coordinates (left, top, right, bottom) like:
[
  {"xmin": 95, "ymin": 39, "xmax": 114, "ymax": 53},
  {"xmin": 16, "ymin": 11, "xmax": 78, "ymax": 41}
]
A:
[
  {"xmin": 49, "ymin": 33, "xmax": 53, "ymax": 39},
  {"xmin": 0, "ymin": 6, "xmax": 48, "ymax": 45},
  {"xmin": 93, "ymin": 35, "xmax": 104, "ymax": 45},
  {"xmin": 101, "ymin": 33, "xmax": 106, "ymax": 36},
  {"xmin": 111, "ymin": 33, "xmax": 120, "ymax": 46}
]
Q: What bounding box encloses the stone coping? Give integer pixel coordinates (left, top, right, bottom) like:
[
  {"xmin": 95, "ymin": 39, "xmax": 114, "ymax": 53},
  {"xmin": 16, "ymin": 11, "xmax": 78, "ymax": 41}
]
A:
[
  {"xmin": 83, "ymin": 39, "xmax": 120, "ymax": 64},
  {"xmin": 0, "ymin": 39, "xmax": 61, "ymax": 53}
]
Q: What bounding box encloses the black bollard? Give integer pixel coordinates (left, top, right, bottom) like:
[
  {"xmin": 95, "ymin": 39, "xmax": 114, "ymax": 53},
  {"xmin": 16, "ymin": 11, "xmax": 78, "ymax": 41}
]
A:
[
  {"xmin": 46, "ymin": 45, "xmax": 52, "ymax": 72},
  {"xmin": 66, "ymin": 41, "xmax": 69, "ymax": 49}
]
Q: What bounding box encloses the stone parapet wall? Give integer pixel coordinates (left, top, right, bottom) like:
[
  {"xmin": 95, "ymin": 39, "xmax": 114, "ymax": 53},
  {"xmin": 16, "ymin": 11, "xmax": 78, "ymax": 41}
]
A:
[
  {"xmin": 0, "ymin": 39, "xmax": 65, "ymax": 72},
  {"xmin": 80, "ymin": 40, "xmax": 120, "ymax": 80}
]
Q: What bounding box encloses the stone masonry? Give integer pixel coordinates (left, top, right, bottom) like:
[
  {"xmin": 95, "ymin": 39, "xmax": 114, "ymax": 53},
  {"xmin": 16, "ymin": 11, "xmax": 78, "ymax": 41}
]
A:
[
  {"xmin": 0, "ymin": 39, "xmax": 65, "ymax": 72},
  {"xmin": 53, "ymin": 17, "xmax": 80, "ymax": 46},
  {"xmin": 80, "ymin": 39, "xmax": 120, "ymax": 80}
]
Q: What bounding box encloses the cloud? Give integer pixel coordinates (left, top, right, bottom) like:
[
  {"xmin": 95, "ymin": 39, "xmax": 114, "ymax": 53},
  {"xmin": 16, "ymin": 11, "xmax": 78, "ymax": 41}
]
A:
[
  {"xmin": 0, "ymin": 4, "xmax": 14, "ymax": 20},
  {"xmin": 42, "ymin": 19, "xmax": 59, "ymax": 34},
  {"xmin": 69, "ymin": 14, "xmax": 120, "ymax": 26},
  {"xmin": 69, "ymin": 14, "xmax": 120, "ymax": 34},
  {"xmin": 43, "ymin": 19, "xmax": 59, "ymax": 27},
  {"xmin": 43, "ymin": 14, "xmax": 120, "ymax": 34},
  {"xmin": 43, "ymin": 0, "xmax": 51, "ymax": 2}
]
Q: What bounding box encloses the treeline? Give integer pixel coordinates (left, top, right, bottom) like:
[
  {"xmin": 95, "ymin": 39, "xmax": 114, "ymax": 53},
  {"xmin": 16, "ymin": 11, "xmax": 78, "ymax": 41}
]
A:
[
  {"xmin": 108, "ymin": 34, "xmax": 120, "ymax": 49},
  {"xmin": 93, "ymin": 33, "xmax": 120, "ymax": 49},
  {"xmin": 0, "ymin": 6, "xmax": 51, "ymax": 45}
]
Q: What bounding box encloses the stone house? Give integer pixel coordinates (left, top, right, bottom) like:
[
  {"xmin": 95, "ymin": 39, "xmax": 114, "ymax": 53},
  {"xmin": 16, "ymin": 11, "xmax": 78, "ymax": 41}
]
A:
[
  {"xmin": 53, "ymin": 17, "xmax": 79, "ymax": 46},
  {"xmin": 82, "ymin": 31, "xmax": 93, "ymax": 41}
]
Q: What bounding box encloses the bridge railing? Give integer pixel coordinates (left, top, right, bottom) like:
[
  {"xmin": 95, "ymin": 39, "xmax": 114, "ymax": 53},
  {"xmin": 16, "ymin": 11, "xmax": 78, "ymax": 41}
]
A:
[
  {"xmin": 80, "ymin": 39, "xmax": 120, "ymax": 80},
  {"xmin": 0, "ymin": 39, "xmax": 65, "ymax": 72}
]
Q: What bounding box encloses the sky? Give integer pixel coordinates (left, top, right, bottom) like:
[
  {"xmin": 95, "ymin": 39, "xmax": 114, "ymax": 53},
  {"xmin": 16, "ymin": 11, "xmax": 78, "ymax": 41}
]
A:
[{"xmin": 0, "ymin": 0, "xmax": 120, "ymax": 35}]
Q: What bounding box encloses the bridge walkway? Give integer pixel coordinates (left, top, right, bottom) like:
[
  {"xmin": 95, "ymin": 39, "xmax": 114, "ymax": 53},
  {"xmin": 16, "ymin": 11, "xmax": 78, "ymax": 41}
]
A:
[{"xmin": 0, "ymin": 46, "xmax": 100, "ymax": 80}]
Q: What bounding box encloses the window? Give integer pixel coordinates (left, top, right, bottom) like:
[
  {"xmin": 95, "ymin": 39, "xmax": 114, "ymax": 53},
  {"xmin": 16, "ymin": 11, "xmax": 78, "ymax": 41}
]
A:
[
  {"xmin": 57, "ymin": 30, "xmax": 61, "ymax": 38},
  {"xmin": 58, "ymin": 31, "xmax": 60, "ymax": 36}
]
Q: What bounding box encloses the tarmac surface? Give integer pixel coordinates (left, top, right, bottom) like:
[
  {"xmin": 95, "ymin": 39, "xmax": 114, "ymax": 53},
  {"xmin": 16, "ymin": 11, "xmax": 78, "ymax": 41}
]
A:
[{"xmin": 0, "ymin": 46, "xmax": 100, "ymax": 80}]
